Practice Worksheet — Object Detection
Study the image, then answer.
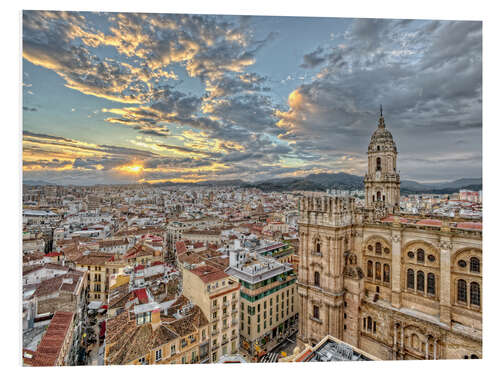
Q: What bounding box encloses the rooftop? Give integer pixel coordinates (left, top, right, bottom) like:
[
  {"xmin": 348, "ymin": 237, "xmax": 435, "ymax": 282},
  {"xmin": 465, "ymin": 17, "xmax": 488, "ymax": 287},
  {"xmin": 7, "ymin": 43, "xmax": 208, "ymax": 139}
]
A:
[
  {"xmin": 23, "ymin": 311, "xmax": 74, "ymax": 366},
  {"xmin": 226, "ymin": 252, "xmax": 293, "ymax": 284},
  {"xmin": 293, "ymin": 335, "xmax": 379, "ymax": 362}
]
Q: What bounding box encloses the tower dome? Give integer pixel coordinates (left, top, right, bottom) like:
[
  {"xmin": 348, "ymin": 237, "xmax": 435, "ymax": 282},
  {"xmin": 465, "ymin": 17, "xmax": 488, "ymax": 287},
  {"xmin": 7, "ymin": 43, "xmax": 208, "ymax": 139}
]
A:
[{"xmin": 368, "ymin": 106, "xmax": 397, "ymax": 153}]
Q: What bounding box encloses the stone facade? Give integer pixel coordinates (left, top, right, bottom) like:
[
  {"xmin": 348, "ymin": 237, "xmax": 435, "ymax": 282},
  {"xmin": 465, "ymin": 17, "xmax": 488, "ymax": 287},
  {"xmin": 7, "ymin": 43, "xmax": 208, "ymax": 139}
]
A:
[{"xmin": 297, "ymin": 112, "xmax": 482, "ymax": 360}]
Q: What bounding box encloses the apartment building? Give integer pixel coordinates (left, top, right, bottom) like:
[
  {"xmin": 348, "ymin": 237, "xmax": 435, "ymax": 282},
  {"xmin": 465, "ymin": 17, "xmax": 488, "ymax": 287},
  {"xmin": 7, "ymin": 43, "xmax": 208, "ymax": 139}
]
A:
[
  {"xmin": 74, "ymin": 253, "xmax": 126, "ymax": 303},
  {"xmin": 225, "ymin": 241, "xmax": 298, "ymax": 359},
  {"xmin": 181, "ymin": 264, "xmax": 240, "ymax": 362}
]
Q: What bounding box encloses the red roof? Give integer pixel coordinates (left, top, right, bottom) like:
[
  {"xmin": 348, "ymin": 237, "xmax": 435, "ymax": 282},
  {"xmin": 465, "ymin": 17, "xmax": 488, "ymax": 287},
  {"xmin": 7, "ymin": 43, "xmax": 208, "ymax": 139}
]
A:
[
  {"xmin": 416, "ymin": 219, "xmax": 442, "ymax": 226},
  {"xmin": 25, "ymin": 311, "xmax": 74, "ymax": 366},
  {"xmin": 151, "ymin": 260, "xmax": 164, "ymax": 266},
  {"xmin": 134, "ymin": 265, "xmax": 145, "ymax": 271},
  {"xmin": 191, "ymin": 265, "xmax": 228, "ymax": 283},
  {"xmin": 44, "ymin": 252, "xmax": 62, "ymax": 257},
  {"xmin": 296, "ymin": 349, "xmax": 312, "ymax": 362},
  {"xmin": 133, "ymin": 288, "xmax": 149, "ymax": 304},
  {"xmin": 175, "ymin": 241, "xmax": 187, "ymax": 255},
  {"xmin": 456, "ymin": 222, "xmax": 482, "ymax": 230},
  {"xmin": 380, "ymin": 216, "xmax": 409, "ymax": 223}
]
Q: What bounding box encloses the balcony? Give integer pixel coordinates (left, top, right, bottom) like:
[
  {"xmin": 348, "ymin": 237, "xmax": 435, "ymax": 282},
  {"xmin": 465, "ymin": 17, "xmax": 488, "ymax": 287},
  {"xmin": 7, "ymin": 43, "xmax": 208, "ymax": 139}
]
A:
[{"xmin": 221, "ymin": 338, "xmax": 229, "ymax": 346}]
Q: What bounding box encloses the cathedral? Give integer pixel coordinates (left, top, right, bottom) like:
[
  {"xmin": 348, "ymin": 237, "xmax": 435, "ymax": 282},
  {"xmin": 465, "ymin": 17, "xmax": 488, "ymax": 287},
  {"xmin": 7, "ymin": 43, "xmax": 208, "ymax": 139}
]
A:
[{"xmin": 296, "ymin": 109, "xmax": 482, "ymax": 360}]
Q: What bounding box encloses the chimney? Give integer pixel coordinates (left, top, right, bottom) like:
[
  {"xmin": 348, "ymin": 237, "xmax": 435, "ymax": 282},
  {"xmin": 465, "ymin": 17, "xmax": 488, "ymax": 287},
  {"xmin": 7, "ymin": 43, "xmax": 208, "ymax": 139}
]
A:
[{"xmin": 151, "ymin": 308, "xmax": 161, "ymax": 330}]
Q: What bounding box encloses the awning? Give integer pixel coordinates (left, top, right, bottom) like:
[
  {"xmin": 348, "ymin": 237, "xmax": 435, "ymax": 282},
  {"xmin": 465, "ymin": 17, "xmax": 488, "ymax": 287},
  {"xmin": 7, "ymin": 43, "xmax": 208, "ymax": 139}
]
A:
[{"xmin": 88, "ymin": 301, "xmax": 103, "ymax": 310}]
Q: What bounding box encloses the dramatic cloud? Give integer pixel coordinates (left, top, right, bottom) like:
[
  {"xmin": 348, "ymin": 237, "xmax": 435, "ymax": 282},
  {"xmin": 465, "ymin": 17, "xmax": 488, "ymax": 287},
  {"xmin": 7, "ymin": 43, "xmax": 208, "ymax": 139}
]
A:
[
  {"xmin": 277, "ymin": 19, "xmax": 482, "ymax": 181},
  {"xmin": 22, "ymin": 13, "xmax": 482, "ymax": 184}
]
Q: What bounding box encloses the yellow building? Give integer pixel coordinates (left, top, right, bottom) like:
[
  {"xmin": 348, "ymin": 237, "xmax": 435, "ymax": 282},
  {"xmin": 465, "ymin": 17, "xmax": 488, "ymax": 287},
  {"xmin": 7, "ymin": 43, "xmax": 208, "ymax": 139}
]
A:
[
  {"xmin": 181, "ymin": 264, "xmax": 240, "ymax": 362},
  {"xmin": 74, "ymin": 252, "xmax": 126, "ymax": 302}
]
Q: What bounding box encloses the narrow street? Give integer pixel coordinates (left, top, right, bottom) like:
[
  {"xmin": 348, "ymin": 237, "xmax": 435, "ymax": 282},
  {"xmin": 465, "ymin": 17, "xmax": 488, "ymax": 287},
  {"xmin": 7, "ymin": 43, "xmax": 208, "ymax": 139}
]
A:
[{"xmin": 259, "ymin": 331, "xmax": 297, "ymax": 363}]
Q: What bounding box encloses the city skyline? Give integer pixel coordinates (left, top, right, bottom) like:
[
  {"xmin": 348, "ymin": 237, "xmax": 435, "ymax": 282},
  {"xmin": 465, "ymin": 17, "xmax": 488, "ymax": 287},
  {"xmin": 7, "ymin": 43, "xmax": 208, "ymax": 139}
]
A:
[{"xmin": 23, "ymin": 11, "xmax": 482, "ymax": 185}]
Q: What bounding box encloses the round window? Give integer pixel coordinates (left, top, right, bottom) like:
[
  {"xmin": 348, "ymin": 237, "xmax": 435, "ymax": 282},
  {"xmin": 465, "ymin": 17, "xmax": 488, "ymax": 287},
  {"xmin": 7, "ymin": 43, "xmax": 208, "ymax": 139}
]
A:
[
  {"xmin": 368, "ymin": 245, "xmax": 373, "ymax": 251},
  {"xmin": 428, "ymin": 254, "xmax": 436, "ymax": 262},
  {"xmin": 408, "ymin": 251, "xmax": 414, "ymax": 258},
  {"xmin": 384, "ymin": 247, "xmax": 390, "ymax": 254},
  {"xmin": 458, "ymin": 260, "xmax": 467, "ymax": 268}
]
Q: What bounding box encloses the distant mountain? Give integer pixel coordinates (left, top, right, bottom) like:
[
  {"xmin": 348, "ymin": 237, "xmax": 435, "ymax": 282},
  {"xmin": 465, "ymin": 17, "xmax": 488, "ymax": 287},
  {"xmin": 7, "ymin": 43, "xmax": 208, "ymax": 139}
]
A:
[
  {"xmin": 23, "ymin": 180, "xmax": 54, "ymax": 186},
  {"xmin": 151, "ymin": 179, "xmax": 246, "ymax": 187},
  {"xmin": 242, "ymin": 173, "xmax": 481, "ymax": 193},
  {"xmin": 23, "ymin": 174, "xmax": 482, "ymax": 194},
  {"xmin": 243, "ymin": 172, "xmax": 364, "ymax": 192},
  {"xmin": 432, "ymin": 178, "xmax": 482, "ymax": 189}
]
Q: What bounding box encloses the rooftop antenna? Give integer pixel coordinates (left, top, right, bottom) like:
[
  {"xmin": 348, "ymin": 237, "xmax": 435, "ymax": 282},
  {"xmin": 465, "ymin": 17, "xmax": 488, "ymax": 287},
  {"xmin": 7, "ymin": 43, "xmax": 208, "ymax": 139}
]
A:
[{"xmin": 380, "ymin": 104, "xmax": 383, "ymax": 117}]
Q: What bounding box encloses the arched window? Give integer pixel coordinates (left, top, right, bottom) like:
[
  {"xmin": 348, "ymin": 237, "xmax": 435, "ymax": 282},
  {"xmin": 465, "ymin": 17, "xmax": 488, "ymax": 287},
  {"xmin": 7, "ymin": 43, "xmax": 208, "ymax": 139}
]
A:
[
  {"xmin": 383, "ymin": 264, "xmax": 390, "ymax": 283},
  {"xmin": 315, "ymin": 241, "xmax": 321, "ymax": 254},
  {"xmin": 376, "ymin": 157, "xmax": 381, "ymax": 171},
  {"xmin": 471, "ymin": 354, "xmax": 479, "ymax": 359},
  {"xmin": 417, "ymin": 249, "xmax": 425, "ymax": 263},
  {"xmin": 470, "ymin": 282, "xmax": 480, "ymax": 306},
  {"xmin": 367, "ymin": 260, "xmax": 373, "ymax": 278},
  {"xmin": 375, "ymin": 242, "xmax": 382, "ymax": 254},
  {"xmin": 407, "ymin": 269, "xmax": 414, "ymax": 289},
  {"xmin": 367, "ymin": 317, "xmax": 372, "ymax": 330},
  {"xmin": 373, "ymin": 321, "xmax": 377, "ymax": 333},
  {"xmin": 457, "ymin": 279, "xmax": 467, "ymax": 303},
  {"xmin": 427, "ymin": 273, "xmax": 435, "ymax": 295},
  {"xmin": 470, "ymin": 257, "xmax": 480, "ymax": 273},
  {"xmin": 375, "ymin": 262, "xmax": 381, "ymax": 280},
  {"xmin": 417, "ymin": 271, "xmax": 425, "ymax": 292},
  {"xmin": 376, "ymin": 191, "xmax": 381, "ymax": 201},
  {"xmin": 314, "ymin": 271, "xmax": 320, "ymax": 287}
]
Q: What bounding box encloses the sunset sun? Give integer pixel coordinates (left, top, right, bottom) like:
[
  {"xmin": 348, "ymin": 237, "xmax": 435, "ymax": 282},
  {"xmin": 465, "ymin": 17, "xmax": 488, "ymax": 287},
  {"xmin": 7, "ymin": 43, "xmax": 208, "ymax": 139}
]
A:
[{"xmin": 118, "ymin": 164, "xmax": 144, "ymax": 174}]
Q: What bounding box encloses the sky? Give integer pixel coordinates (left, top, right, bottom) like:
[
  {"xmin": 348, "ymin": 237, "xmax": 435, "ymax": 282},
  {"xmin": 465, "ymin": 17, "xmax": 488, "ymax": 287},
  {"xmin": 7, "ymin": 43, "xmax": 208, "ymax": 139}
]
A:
[{"xmin": 22, "ymin": 11, "xmax": 482, "ymax": 185}]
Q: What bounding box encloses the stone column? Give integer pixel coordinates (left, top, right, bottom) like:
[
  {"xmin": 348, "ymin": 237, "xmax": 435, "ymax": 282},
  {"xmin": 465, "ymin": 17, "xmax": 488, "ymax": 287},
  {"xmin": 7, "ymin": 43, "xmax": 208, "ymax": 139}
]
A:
[
  {"xmin": 393, "ymin": 323, "xmax": 398, "ymax": 360},
  {"xmin": 400, "ymin": 325, "xmax": 404, "ymax": 351},
  {"xmin": 439, "ymin": 234, "xmax": 452, "ymax": 326},
  {"xmin": 327, "ymin": 303, "xmax": 332, "ymax": 335},
  {"xmin": 433, "ymin": 338, "xmax": 438, "ymax": 360},
  {"xmin": 391, "ymin": 226, "xmax": 402, "ymax": 308},
  {"xmin": 425, "ymin": 337, "xmax": 429, "ymax": 359}
]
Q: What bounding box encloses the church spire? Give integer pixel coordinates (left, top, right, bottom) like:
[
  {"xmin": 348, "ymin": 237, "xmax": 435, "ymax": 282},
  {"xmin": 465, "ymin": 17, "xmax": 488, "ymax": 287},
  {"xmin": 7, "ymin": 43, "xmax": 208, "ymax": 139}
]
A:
[{"xmin": 378, "ymin": 104, "xmax": 385, "ymax": 128}]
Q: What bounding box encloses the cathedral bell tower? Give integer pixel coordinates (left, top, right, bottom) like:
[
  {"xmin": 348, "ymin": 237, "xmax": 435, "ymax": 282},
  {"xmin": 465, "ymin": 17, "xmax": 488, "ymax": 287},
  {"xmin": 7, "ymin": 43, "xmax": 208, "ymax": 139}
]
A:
[{"xmin": 364, "ymin": 106, "xmax": 400, "ymax": 215}]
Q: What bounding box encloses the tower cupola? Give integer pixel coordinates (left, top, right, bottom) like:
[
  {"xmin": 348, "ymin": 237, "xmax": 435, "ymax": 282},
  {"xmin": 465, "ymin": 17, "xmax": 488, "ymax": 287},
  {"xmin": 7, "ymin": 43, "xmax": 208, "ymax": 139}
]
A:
[{"xmin": 364, "ymin": 106, "xmax": 400, "ymax": 215}]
